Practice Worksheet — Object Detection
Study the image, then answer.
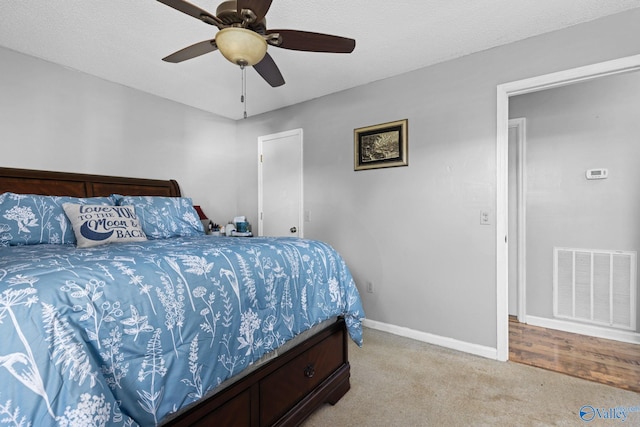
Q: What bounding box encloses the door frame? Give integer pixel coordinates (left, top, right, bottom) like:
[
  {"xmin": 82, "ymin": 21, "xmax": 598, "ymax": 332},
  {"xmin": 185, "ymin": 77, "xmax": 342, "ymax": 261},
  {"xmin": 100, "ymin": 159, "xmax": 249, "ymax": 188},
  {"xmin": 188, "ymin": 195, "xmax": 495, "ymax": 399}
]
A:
[
  {"xmin": 508, "ymin": 117, "xmax": 527, "ymax": 322},
  {"xmin": 495, "ymin": 53, "xmax": 640, "ymax": 361},
  {"xmin": 257, "ymin": 128, "xmax": 304, "ymax": 237}
]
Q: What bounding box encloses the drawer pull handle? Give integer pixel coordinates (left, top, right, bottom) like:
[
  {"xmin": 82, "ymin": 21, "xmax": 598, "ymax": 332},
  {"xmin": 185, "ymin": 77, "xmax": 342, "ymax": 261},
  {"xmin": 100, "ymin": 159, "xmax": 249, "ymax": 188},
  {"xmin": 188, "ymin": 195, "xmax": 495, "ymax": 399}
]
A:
[{"xmin": 304, "ymin": 364, "xmax": 315, "ymax": 378}]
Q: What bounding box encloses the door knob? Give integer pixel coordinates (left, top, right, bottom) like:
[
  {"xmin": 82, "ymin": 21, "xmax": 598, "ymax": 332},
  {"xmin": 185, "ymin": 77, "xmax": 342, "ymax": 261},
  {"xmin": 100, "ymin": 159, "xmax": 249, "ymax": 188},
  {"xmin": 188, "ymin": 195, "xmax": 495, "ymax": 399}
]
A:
[
  {"xmin": 304, "ymin": 364, "xmax": 315, "ymax": 378},
  {"xmin": 290, "ymin": 226, "xmax": 297, "ymax": 233}
]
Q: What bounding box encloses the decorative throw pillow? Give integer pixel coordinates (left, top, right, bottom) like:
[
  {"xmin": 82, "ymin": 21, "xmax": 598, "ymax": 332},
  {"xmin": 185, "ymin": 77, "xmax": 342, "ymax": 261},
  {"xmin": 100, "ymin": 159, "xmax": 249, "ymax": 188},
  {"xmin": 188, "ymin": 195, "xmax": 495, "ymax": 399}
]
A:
[
  {"xmin": 62, "ymin": 203, "xmax": 147, "ymax": 248},
  {"xmin": 0, "ymin": 192, "xmax": 115, "ymax": 246},
  {"xmin": 112, "ymin": 195, "xmax": 204, "ymax": 239}
]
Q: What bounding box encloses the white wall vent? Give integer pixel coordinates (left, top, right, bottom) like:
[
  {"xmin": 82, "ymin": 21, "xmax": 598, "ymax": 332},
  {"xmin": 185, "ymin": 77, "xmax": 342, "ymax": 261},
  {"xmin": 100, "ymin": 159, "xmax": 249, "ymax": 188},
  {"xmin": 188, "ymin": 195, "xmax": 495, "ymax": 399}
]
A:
[{"xmin": 553, "ymin": 247, "xmax": 637, "ymax": 331}]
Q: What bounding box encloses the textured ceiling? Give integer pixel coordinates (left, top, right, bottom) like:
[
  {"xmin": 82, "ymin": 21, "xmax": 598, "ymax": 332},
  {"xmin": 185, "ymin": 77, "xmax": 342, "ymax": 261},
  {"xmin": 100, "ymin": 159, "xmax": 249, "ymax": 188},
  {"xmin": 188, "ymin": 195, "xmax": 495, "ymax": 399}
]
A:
[{"xmin": 1, "ymin": 0, "xmax": 640, "ymax": 120}]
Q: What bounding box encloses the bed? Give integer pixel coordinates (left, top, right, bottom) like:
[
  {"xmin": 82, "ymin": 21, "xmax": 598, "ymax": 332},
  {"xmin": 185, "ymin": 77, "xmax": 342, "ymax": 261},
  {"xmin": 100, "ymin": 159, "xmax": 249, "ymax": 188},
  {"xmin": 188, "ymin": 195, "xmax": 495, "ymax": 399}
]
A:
[{"xmin": 0, "ymin": 167, "xmax": 364, "ymax": 426}]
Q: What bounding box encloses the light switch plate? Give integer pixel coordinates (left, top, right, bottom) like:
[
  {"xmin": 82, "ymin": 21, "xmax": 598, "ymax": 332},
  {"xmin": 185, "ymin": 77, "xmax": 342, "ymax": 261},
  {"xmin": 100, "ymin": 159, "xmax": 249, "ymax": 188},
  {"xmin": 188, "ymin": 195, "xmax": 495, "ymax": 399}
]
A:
[{"xmin": 480, "ymin": 210, "xmax": 491, "ymax": 225}]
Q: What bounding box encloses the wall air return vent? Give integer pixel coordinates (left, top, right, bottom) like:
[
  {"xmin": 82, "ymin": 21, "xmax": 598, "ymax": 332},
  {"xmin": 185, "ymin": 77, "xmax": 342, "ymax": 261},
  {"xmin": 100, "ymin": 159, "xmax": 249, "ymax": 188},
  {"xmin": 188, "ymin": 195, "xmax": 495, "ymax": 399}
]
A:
[{"xmin": 553, "ymin": 247, "xmax": 636, "ymax": 331}]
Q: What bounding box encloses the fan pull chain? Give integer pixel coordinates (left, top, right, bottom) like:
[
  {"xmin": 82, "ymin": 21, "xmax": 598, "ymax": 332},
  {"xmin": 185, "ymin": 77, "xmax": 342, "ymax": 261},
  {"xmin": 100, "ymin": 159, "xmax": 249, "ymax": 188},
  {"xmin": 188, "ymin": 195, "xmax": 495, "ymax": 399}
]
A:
[{"xmin": 240, "ymin": 65, "xmax": 248, "ymax": 119}]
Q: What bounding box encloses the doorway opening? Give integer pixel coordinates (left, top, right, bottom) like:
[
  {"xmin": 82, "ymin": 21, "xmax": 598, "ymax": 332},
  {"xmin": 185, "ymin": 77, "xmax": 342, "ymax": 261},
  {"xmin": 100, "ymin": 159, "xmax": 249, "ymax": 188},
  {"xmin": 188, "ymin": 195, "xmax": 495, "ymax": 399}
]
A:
[{"xmin": 495, "ymin": 53, "xmax": 640, "ymax": 362}]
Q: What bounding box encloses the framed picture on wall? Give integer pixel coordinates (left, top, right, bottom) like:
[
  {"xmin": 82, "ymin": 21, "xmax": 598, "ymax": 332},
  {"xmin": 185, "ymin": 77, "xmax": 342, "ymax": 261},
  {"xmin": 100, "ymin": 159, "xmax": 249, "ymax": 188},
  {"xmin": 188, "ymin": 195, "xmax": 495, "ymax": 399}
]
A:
[{"xmin": 354, "ymin": 119, "xmax": 408, "ymax": 170}]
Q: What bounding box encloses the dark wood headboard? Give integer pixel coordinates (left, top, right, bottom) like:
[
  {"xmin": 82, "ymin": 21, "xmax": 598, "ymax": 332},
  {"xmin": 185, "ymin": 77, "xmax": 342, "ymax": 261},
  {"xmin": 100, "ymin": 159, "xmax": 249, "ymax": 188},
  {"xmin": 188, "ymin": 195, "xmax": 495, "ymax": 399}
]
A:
[{"xmin": 0, "ymin": 167, "xmax": 181, "ymax": 197}]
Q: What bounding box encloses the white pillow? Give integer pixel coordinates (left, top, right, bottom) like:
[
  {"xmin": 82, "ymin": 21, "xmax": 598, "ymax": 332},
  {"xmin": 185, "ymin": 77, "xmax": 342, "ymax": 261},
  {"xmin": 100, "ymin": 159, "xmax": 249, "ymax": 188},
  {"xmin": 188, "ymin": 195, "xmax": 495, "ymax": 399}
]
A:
[{"xmin": 62, "ymin": 203, "xmax": 147, "ymax": 248}]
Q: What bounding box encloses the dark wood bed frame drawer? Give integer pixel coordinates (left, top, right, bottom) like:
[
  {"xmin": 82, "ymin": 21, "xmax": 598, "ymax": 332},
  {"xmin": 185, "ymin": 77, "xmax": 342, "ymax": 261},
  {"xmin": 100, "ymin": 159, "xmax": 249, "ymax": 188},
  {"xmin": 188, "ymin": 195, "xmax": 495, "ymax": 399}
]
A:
[
  {"xmin": 259, "ymin": 330, "xmax": 345, "ymax": 425},
  {"xmin": 164, "ymin": 318, "xmax": 350, "ymax": 427},
  {"xmin": 188, "ymin": 389, "xmax": 252, "ymax": 427}
]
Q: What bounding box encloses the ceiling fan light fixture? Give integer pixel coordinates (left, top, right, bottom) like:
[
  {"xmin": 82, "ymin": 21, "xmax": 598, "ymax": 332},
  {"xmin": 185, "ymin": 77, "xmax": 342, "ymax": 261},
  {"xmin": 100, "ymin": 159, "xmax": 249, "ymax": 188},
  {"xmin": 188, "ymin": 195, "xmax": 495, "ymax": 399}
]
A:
[{"xmin": 215, "ymin": 27, "xmax": 267, "ymax": 67}]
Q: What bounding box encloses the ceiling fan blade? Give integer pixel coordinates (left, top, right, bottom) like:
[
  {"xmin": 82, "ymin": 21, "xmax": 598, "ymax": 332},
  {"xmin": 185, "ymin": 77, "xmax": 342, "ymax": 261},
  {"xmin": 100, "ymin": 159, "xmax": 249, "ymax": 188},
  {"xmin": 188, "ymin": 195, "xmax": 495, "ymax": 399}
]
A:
[
  {"xmin": 253, "ymin": 53, "xmax": 285, "ymax": 87},
  {"xmin": 266, "ymin": 29, "xmax": 355, "ymax": 53},
  {"xmin": 237, "ymin": 0, "xmax": 273, "ymax": 23},
  {"xmin": 162, "ymin": 39, "xmax": 218, "ymax": 63},
  {"xmin": 156, "ymin": 0, "xmax": 221, "ymax": 26}
]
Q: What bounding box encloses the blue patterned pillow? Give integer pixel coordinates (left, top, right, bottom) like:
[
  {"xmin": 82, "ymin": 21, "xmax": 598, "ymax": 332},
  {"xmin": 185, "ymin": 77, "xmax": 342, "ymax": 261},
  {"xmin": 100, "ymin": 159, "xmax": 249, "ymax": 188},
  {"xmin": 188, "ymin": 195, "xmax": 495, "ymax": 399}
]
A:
[
  {"xmin": 0, "ymin": 192, "xmax": 115, "ymax": 246},
  {"xmin": 112, "ymin": 195, "xmax": 204, "ymax": 239}
]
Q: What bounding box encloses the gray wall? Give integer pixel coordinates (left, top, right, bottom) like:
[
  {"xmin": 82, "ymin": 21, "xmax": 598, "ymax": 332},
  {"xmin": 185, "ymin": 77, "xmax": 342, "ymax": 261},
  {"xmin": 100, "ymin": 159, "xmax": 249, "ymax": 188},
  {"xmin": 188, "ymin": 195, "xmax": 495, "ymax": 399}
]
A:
[
  {"xmin": 235, "ymin": 9, "xmax": 640, "ymax": 349},
  {"xmin": 0, "ymin": 46, "xmax": 239, "ymax": 224},
  {"xmin": 510, "ymin": 71, "xmax": 640, "ymax": 331},
  {"xmin": 2, "ymin": 8, "xmax": 640, "ymax": 352}
]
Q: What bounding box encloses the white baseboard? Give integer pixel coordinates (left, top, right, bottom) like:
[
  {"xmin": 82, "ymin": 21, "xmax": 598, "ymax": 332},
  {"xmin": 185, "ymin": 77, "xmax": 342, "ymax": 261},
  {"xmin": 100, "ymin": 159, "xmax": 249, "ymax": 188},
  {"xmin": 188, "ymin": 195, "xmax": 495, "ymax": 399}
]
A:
[
  {"xmin": 362, "ymin": 319, "xmax": 498, "ymax": 360},
  {"xmin": 524, "ymin": 315, "xmax": 640, "ymax": 345}
]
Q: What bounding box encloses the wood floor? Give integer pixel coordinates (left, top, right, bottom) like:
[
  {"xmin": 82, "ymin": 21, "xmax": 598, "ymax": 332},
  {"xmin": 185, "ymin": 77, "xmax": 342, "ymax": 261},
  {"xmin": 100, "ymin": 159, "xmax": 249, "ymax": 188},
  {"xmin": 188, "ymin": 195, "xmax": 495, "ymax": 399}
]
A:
[{"xmin": 508, "ymin": 317, "xmax": 640, "ymax": 393}]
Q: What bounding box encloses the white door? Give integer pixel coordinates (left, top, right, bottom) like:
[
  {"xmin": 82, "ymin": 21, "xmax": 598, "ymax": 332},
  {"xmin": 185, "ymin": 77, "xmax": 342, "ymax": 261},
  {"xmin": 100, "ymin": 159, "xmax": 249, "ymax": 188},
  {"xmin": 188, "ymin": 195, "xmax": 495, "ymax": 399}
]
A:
[{"xmin": 258, "ymin": 129, "xmax": 303, "ymax": 237}]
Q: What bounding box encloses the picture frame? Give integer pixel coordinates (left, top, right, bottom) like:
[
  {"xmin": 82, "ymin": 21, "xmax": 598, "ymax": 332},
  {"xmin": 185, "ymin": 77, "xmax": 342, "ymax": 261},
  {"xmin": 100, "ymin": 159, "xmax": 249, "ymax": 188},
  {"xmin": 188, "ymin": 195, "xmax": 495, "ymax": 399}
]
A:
[{"xmin": 354, "ymin": 119, "xmax": 408, "ymax": 171}]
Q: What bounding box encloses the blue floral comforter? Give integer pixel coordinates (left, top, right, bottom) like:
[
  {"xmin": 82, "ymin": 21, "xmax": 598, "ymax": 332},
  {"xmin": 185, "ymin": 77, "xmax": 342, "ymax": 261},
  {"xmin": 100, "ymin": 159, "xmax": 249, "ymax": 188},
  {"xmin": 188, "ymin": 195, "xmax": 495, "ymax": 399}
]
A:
[{"xmin": 0, "ymin": 236, "xmax": 364, "ymax": 426}]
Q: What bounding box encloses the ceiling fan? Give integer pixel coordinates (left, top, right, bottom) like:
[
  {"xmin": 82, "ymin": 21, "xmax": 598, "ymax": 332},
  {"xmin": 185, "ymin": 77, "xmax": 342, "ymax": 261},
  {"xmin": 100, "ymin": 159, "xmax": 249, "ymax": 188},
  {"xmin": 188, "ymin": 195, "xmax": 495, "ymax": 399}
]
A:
[{"xmin": 157, "ymin": 0, "xmax": 356, "ymax": 87}]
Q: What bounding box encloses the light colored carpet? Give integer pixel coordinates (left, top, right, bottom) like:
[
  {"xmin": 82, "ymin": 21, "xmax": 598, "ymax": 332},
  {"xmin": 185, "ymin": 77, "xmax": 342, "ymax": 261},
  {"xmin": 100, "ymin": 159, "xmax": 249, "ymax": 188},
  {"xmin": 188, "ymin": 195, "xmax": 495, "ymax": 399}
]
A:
[{"xmin": 303, "ymin": 327, "xmax": 639, "ymax": 426}]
